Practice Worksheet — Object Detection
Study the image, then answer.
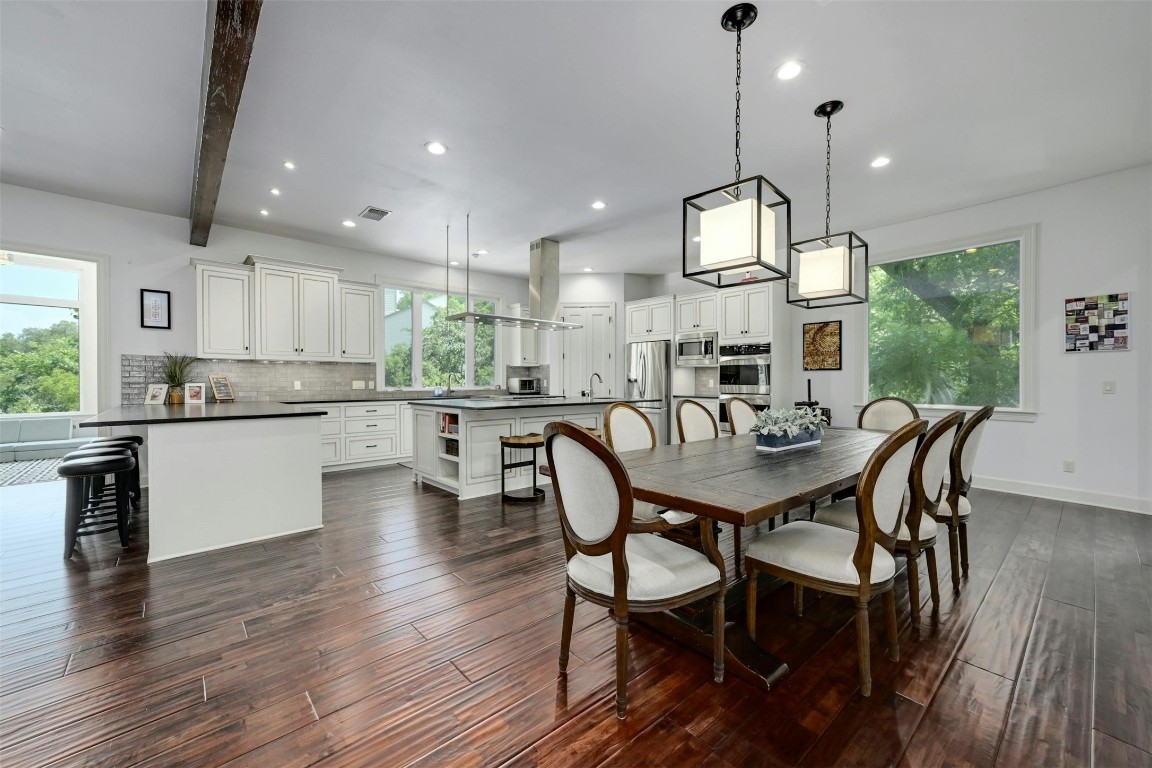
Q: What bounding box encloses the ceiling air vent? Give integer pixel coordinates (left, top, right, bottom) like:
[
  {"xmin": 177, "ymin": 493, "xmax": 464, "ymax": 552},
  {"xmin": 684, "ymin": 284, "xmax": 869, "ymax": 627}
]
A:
[{"xmin": 358, "ymin": 206, "xmax": 392, "ymax": 221}]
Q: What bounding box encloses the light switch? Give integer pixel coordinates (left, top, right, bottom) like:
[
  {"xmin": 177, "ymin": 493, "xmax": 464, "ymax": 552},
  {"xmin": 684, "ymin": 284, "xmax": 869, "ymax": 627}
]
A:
[
  {"xmin": 293, "ymin": 381, "xmax": 301, "ymax": 390},
  {"xmin": 1103, "ymin": 381, "xmax": 1116, "ymax": 394}
]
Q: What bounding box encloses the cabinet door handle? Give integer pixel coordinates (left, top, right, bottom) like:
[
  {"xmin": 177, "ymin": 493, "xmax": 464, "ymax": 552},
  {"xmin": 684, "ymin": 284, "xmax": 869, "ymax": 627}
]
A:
[
  {"xmin": 366, "ymin": 424, "xmax": 377, "ymax": 428},
  {"xmin": 366, "ymin": 444, "xmax": 377, "ymax": 449},
  {"xmin": 366, "ymin": 409, "xmax": 377, "ymax": 413}
]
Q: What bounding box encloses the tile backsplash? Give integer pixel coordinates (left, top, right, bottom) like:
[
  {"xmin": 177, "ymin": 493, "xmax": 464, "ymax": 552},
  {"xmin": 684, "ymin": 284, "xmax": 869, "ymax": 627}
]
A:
[{"xmin": 694, "ymin": 367, "xmax": 719, "ymax": 396}]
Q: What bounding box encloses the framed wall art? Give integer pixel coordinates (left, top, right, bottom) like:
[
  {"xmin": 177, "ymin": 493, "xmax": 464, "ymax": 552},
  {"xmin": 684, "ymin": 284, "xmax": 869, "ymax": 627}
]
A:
[
  {"xmin": 803, "ymin": 320, "xmax": 843, "ymax": 371},
  {"xmin": 141, "ymin": 289, "xmax": 171, "ymax": 329},
  {"xmin": 1064, "ymin": 292, "xmax": 1128, "ymax": 352}
]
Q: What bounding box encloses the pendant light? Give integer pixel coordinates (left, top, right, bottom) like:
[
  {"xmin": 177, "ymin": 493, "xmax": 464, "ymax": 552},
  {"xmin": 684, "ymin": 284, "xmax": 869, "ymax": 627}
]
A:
[
  {"xmin": 683, "ymin": 3, "xmax": 792, "ymax": 289},
  {"xmin": 787, "ymin": 100, "xmax": 869, "ymax": 308}
]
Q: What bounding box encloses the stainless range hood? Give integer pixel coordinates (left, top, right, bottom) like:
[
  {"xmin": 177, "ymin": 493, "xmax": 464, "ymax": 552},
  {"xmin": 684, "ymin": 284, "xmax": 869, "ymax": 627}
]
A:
[{"xmin": 448, "ymin": 236, "xmax": 582, "ymax": 331}]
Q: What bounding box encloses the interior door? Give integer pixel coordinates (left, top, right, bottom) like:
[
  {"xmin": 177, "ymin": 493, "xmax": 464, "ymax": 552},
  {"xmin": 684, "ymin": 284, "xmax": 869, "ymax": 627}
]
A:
[
  {"xmin": 584, "ymin": 305, "xmax": 614, "ymax": 396},
  {"xmin": 561, "ymin": 306, "xmax": 587, "ymax": 396}
]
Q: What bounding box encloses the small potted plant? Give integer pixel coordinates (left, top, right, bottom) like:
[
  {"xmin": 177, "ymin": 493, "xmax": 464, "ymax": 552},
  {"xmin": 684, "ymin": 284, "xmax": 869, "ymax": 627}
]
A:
[
  {"xmin": 161, "ymin": 352, "xmax": 196, "ymax": 404},
  {"xmin": 751, "ymin": 406, "xmax": 828, "ymax": 452}
]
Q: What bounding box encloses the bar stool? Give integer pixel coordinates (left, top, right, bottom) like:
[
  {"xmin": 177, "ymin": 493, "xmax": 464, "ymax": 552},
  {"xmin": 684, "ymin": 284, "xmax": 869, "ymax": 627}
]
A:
[
  {"xmin": 70, "ymin": 440, "xmax": 141, "ymax": 506},
  {"xmin": 499, "ymin": 433, "xmax": 546, "ymax": 503},
  {"xmin": 58, "ymin": 453, "xmax": 135, "ymax": 558}
]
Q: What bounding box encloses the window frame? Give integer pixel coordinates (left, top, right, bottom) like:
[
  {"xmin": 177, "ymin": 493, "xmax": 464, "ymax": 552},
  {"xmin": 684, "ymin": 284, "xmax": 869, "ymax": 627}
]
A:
[{"xmin": 856, "ymin": 224, "xmax": 1037, "ymax": 422}]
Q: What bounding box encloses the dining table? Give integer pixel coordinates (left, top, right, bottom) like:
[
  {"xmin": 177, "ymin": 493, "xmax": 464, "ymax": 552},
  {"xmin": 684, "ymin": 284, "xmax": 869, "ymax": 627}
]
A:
[{"xmin": 614, "ymin": 427, "xmax": 890, "ymax": 689}]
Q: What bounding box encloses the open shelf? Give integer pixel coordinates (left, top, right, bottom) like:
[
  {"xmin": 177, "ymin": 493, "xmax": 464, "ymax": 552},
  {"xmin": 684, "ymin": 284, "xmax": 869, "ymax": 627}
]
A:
[{"xmin": 437, "ymin": 453, "xmax": 459, "ymax": 463}]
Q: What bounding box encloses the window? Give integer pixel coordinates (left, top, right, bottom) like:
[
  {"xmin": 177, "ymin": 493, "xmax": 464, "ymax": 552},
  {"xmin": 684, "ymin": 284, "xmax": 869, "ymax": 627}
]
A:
[
  {"xmin": 421, "ymin": 292, "xmax": 466, "ymax": 388},
  {"xmin": 867, "ymin": 226, "xmax": 1034, "ymax": 412},
  {"xmin": 382, "ymin": 288, "xmax": 413, "ymax": 387},
  {"xmin": 0, "ymin": 253, "xmax": 97, "ymax": 414},
  {"xmin": 472, "ymin": 298, "xmax": 496, "ymax": 387}
]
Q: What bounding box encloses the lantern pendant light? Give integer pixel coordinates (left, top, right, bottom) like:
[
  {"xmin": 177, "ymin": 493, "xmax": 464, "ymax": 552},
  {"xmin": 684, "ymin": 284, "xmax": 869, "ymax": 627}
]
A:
[
  {"xmin": 682, "ymin": 3, "xmax": 792, "ymax": 289},
  {"xmin": 787, "ymin": 100, "xmax": 869, "ymax": 308}
]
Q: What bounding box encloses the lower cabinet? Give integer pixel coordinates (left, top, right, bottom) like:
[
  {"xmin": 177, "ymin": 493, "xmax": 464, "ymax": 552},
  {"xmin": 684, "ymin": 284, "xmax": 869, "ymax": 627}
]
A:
[{"xmin": 319, "ymin": 400, "xmax": 414, "ymax": 472}]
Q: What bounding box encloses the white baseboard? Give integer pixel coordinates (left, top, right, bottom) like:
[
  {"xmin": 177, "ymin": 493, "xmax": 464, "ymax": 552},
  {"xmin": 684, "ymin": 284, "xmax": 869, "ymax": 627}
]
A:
[{"xmin": 973, "ymin": 475, "xmax": 1152, "ymax": 515}]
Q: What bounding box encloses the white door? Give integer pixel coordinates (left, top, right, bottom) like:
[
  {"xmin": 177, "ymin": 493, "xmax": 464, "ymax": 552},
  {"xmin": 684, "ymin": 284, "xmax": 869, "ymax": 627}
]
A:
[
  {"xmin": 340, "ymin": 286, "xmax": 375, "ymax": 360},
  {"xmin": 720, "ymin": 289, "xmax": 747, "ymax": 340},
  {"xmin": 676, "ymin": 296, "xmax": 698, "ymax": 332},
  {"xmin": 562, "ymin": 307, "xmax": 587, "ymax": 397},
  {"xmin": 744, "ymin": 286, "xmax": 770, "ymax": 339},
  {"xmin": 258, "ymin": 268, "xmax": 298, "ymax": 358},
  {"xmin": 299, "ymin": 273, "xmax": 336, "ymax": 359},
  {"xmin": 199, "ymin": 267, "xmax": 251, "ymax": 358},
  {"xmin": 585, "ymin": 305, "xmax": 614, "ymax": 396},
  {"xmin": 695, "ymin": 294, "xmax": 718, "ymax": 331},
  {"xmin": 648, "ymin": 300, "xmax": 673, "ymax": 337}
]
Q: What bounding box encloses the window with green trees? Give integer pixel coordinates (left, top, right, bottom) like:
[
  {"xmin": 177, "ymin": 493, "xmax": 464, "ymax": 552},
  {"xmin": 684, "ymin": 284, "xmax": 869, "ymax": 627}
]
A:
[
  {"xmin": 868, "ymin": 239, "xmax": 1022, "ymax": 408},
  {"xmin": 421, "ymin": 292, "xmax": 466, "ymax": 388},
  {"xmin": 381, "ymin": 287, "xmax": 500, "ymax": 389},
  {"xmin": 472, "ymin": 299, "xmax": 496, "ymax": 386}
]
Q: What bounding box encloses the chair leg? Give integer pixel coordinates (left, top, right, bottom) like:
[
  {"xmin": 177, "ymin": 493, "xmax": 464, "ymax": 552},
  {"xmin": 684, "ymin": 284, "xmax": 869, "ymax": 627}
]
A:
[
  {"xmin": 131, "ymin": 460, "xmax": 142, "ymax": 508},
  {"xmin": 614, "ymin": 613, "xmax": 630, "ymax": 720},
  {"xmin": 906, "ymin": 550, "xmax": 921, "ymax": 626},
  {"xmin": 809, "ymin": 500, "xmax": 817, "ymax": 519},
  {"xmin": 712, "ymin": 592, "xmax": 725, "ymax": 683},
  {"xmin": 746, "ymin": 566, "xmax": 758, "ymax": 642},
  {"xmin": 925, "ymin": 545, "xmax": 941, "ymax": 610},
  {"xmin": 114, "ymin": 471, "xmax": 131, "ymax": 547},
  {"xmin": 793, "ymin": 583, "xmax": 804, "ymax": 617},
  {"xmin": 558, "ymin": 586, "xmax": 576, "ymax": 673},
  {"xmin": 64, "ymin": 477, "xmax": 82, "ymax": 559},
  {"xmin": 855, "ymin": 598, "xmax": 872, "ymax": 697},
  {"xmin": 733, "ymin": 526, "xmax": 742, "ymax": 579},
  {"xmin": 883, "ymin": 590, "xmax": 899, "ymax": 662},
  {"xmin": 947, "ymin": 524, "xmax": 961, "ymax": 593},
  {"xmin": 959, "ymin": 521, "xmax": 970, "ymax": 579}
]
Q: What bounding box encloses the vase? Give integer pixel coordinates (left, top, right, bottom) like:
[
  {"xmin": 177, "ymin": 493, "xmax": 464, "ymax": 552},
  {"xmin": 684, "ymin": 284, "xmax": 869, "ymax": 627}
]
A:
[
  {"xmin": 755, "ymin": 429, "xmax": 821, "ymax": 453},
  {"xmin": 167, "ymin": 388, "xmax": 184, "ymax": 405}
]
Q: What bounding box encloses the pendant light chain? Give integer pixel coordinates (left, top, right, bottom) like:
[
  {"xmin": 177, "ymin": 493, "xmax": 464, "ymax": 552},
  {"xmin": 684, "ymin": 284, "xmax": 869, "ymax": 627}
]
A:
[
  {"xmin": 733, "ymin": 25, "xmax": 742, "ymax": 197},
  {"xmin": 825, "ymin": 114, "xmax": 833, "ymax": 238}
]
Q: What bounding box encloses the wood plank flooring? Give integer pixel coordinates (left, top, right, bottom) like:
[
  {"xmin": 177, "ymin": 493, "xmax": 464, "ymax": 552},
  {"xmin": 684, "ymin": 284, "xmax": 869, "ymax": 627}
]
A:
[{"xmin": 2, "ymin": 467, "xmax": 1150, "ymax": 767}]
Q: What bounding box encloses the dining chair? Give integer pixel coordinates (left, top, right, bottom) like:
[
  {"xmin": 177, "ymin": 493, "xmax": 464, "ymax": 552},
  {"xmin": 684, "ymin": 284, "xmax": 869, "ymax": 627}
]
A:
[
  {"xmin": 676, "ymin": 398, "xmax": 744, "ymax": 574},
  {"xmin": 814, "ymin": 411, "xmax": 964, "ymax": 625},
  {"xmin": 938, "ymin": 405, "xmax": 995, "ymax": 591},
  {"xmin": 745, "ymin": 418, "xmax": 927, "ymax": 696},
  {"xmin": 725, "ymin": 396, "xmax": 759, "ymax": 436},
  {"xmin": 544, "ymin": 421, "xmax": 727, "ymax": 719},
  {"xmin": 603, "ymin": 403, "xmax": 697, "ymax": 534},
  {"xmin": 858, "ymin": 396, "xmax": 920, "ymax": 431}
]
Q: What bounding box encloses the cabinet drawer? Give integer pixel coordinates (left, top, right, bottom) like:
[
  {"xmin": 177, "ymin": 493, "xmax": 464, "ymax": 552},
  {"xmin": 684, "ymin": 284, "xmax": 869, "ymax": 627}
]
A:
[
  {"xmin": 320, "ymin": 420, "xmax": 342, "ymax": 437},
  {"xmin": 345, "ymin": 417, "xmax": 398, "ymax": 435},
  {"xmin": 320, "ymin": 437, "xmax": 342, "ymax": 465},
  {"xmin": 344, "ymin": 403, "xmax": 398, "ymax": 418},
  {"xmin": 345, "ymin": 435, "xmax": 396, "ymax": 460}
]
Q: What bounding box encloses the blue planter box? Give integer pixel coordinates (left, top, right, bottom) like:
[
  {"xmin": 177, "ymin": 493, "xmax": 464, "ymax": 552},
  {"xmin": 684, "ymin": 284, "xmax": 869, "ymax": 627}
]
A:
[{"xmin": 755, "ymin": 429, "xmax": 822, "ymax": 453}]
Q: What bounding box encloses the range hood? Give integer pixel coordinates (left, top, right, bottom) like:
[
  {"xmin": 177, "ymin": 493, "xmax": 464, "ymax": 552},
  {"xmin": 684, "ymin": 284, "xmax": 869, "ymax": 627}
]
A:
[{"xmin": 447, "ymin": 237, "xmax": 582, "ymax": 331}]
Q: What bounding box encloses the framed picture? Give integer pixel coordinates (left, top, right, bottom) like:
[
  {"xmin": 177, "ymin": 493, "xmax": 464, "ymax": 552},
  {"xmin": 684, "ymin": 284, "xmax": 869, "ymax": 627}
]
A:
[
  {"xmin": 141, "ymin": 289, "xmax": 171, "ymax": 329},
  {"xmin": 803, "ymin": 320, "xmax": 843, "ymax": 371},
  {"xmin": 209, "ymin": 374, "xmax": 235, "ymax": 402},
  {"xmin": 1064, "ymin": 292, "xmax": 1128, "ymax": 352},
  {"xmin": 144, "ymin": 383, "xmax": 169, "ymax": 405},
  {"xmin": 184, "ymin": 383, "xmax": 206, "ymax": 404}
]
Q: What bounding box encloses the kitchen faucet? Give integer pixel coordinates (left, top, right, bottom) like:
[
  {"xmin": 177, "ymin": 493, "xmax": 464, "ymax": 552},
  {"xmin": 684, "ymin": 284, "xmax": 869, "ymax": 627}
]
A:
[
  {"xmin": 585, "ymin": 372, "xmax": 603, "ymax": 399},
  {"xmin": 446, "ymin": 373, "xmax": 456, "ymax": 396}
]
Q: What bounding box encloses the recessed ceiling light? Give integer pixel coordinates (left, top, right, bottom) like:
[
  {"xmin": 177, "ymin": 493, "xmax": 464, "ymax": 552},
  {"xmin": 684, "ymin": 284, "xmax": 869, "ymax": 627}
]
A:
[
  {"xmin": 871, "ymin": 156, "xmax": 891, "ymax": 168},
  {"xmin": 342, "ymin": 220, "xmax": 356, "ymax": 228},
  {"xmin": 591, "ymin": 200, "xmax": 606, "ymax": 210},
  {"xmin": 449, "ymin": 260, "xmax": 460, "ymax": 266},
  {"xmin": 775, "ymin": 60, "xmax": 804, "ymax": 80},
  {"xmin": 477, "ymin": 249, "xmax": 489, "ymax": 255},
  {"xmin": 270, "ymin": 188, "xmax": 280, "ymax": 196},
  {"xmin": 260, "ymin": 209, "xmax": 269, "ymax": 216},
  {"xmin": 692, "ymin": 236, "xmax": 702, "ymax": 242},
  {"xmin": 425, "ymin": 141, "xmax": 447, "ymax": 155},
  {"xmin": 283, "ymin": 161, "xmax": 295, "ymax": 170},
  {"xmin": 583, "ymin": 267, "xmax": 593, "ymax": 272}
]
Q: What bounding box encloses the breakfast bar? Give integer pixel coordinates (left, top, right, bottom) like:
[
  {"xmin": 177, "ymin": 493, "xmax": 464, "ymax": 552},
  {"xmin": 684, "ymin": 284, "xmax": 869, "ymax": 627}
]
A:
[{"xmin": 81, "ymin": 403, "xmax": 327, "ymax": 563}]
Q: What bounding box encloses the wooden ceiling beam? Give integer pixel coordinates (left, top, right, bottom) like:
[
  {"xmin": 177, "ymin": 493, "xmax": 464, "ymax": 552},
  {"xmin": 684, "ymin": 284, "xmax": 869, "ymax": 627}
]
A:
[{"xmin": 189, "ymin": 0, "xmax": 263, "ymax": 247}]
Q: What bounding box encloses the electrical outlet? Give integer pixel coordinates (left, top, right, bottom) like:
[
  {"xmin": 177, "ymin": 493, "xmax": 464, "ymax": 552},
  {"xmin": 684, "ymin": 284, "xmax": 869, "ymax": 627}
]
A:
[
  {"xmin": 707, "ymin": 378, "xmax": 715, "ymax": 387},
  {"xmin": 293, "ymin": 381, "xmax": 301, "ymax": 390},
  {"xmin": 1063, "ymin": 460, "xmax": 1075, "ymax": 473},
  {"xmin": 1103, "ymin": 380, "xmax": 1116, "ymax": 394},
  {"xmin": 352, "ymin": 380, "xmax": 366, "ymax": 390}
]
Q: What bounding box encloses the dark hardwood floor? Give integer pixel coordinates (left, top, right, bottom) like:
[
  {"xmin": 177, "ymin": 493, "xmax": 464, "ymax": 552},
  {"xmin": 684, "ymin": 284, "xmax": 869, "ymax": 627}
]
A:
[{"xmin": 1, "ymin": 466, "xmax": 1150, "ymax": 767}]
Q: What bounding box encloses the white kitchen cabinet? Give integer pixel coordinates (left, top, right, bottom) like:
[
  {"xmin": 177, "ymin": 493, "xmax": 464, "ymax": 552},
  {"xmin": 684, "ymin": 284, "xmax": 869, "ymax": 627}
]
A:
[
  {"xmin": 246, "ymin": 256, "xmax": 340, "ymax": 361},
  {"xmin": 675, "ymin": 292, "xmax": 718, "ymax": 333},
  {"xmin": 503, "ymin": 303, "xmax": 539, "ymax": 364},
  {"xmin": 625, "ymin": 297, "xmax": 674, "ymax": 341},
  {"xmin": 339, "ymin": 283, "xmax": 376, "ymax": 360},
  {"xmin": 719, "ymin": 284, "xmax": 771, "ymax": 342},
  {"xmin": 399, "ymin": 403, "xmax": 413, "ymax": 456},
  {"xmin": 298, "ymin": 273, "xmax": 337, "ymax": 359},
  {"xmin": 412, "ymin": 409, "xmax": 437, "ymax": 477},
  {"xmin": 312, "ymin": 400, "xmax": 414, "ymax": 473},
  {"xmin": 194, "ymin": 263, "xmax": 252, "ymax": 358}
]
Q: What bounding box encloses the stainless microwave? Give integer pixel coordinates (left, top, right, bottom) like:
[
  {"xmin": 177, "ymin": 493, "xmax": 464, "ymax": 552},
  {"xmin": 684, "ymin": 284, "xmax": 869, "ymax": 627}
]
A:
[{"xmin": 675, "ymin": 332, "xmax": 718, "ymax": 367}]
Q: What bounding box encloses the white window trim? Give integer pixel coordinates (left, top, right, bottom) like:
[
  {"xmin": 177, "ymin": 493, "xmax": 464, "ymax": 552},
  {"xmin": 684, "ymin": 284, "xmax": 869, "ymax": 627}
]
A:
[{"xmin": 855, "ymin": 223, "xmax": 1037, "ymax": 422}]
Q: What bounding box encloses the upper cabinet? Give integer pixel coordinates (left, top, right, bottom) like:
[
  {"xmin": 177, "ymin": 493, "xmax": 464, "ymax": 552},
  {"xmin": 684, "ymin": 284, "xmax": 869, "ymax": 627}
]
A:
[
  {"xmin": 339, "ymin": 283, "xmax": 377, "ymax": 360},
  {"xmin": 719, "ymin": 284, "xmax": 770, "ymax": 343},
  {"xmin": 504, "ymin": 303, "xmax": 539, "ymax": 365},
  {"xmin": 625, "ymin": 297, "xmax": 674, "ymax": 341},
  {"xmin": 195, "ymin": 263, "xmax": 252, "ymax": 358},
  {"xmin": 247, "ymin": 256, "xmax": 340, "ymax": 361},
  {"xmin": 674, "ymin": 292, "xmax": 718, "ymax": 333}
]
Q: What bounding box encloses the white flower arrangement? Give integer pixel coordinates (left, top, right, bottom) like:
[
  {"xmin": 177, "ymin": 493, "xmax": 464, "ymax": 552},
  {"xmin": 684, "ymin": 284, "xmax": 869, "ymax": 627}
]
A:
[{"xmin": 752, "ymin": 406, "xmax": 828, "ymax": 438}]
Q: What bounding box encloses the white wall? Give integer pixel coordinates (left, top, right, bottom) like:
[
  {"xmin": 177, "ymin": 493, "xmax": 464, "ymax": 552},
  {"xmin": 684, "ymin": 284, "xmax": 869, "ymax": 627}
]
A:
[
  {"xmin": 639, "ymin": 166, "xmax": 1151, "ymax": 513},
  {"xmin": 0, "ymin": 183, "xmax": 529, "ymax": 409}
]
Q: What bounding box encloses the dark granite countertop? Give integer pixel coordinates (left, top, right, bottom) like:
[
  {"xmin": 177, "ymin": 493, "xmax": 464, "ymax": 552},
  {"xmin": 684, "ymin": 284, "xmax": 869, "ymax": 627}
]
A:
[
  {"xmin": 408, "ymin": 397, "xmax": 658, "ymax": 411},
  {"xmin": 80, "ymin": 403, "xmax": 328, "ymax": 428}
]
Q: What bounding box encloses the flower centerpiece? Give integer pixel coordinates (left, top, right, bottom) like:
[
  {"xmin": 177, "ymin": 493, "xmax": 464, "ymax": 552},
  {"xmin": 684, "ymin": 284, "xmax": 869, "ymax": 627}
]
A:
[
  {"xmin": 750, "ymin": 406, "xmax": 828, "ymax": 452},
  {"xmin": 161, "ymin": 352, "xmax": 196, "ymax": 404}
]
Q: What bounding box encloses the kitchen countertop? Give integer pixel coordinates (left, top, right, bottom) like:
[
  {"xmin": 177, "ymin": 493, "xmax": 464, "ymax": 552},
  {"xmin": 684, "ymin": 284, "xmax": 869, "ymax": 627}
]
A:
[
  {"xmin": 409, "ymin": 397, "xmax": 659, "ymax": 411},
  {"xmin": 81, "ymin": 402, "xmax": 329, "ymax": 428}
]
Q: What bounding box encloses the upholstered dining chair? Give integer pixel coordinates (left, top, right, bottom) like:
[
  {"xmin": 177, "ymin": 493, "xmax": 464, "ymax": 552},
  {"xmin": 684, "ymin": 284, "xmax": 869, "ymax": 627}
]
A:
[
  {"xmin": 725, "ymin": 397, "xmax": 759, "ymax": 437},
  {"xmin": 544, "ymin": 421, "xmax": 726, "ymax": 719},
  {"xmin": 603, "ymin": 403, "xmax": 697, "ymax": 534},
  {"xmin": 745, "ymin": 418, "xmax": 927, "ymax": 696},
  {"xmin": 676, "ymin": 399, "xmax": 719, "ymax": 443},
  {"xmin": 814, "ymin": 411, "xmax": 965, "ymax": 624},
  {"xmin": 858, "ymin": 396, "xmax": 920, "ymax": 431},
  {"xmin": 938, "ymin": 405, "xmax": 995, "ymax": 591}
]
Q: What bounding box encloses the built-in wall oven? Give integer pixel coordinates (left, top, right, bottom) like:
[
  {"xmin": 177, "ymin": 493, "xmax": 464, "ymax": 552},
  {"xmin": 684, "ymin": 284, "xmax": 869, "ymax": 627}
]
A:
[
  {"xmin": 674, "ymin": 331, "xmax": 718, "ymax": 367},
  {"xmin": 719, "ymin": 394, "xmax": 772, "ymax": 434},
  {"xmin": 718, "ymin": 344, "xmax": 771, "ymax": 432}
]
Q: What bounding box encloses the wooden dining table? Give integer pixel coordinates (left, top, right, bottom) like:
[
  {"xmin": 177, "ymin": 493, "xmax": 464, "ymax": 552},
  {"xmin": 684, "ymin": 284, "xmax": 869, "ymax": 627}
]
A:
[{"xmin": 614, "ymin": 427, "xmax": 890, "ymax": 689}]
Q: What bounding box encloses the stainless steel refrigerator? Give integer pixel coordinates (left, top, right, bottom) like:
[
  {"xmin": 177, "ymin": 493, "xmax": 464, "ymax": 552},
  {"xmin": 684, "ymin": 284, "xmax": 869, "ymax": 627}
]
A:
[{"xmin": 625, "ymin": 340, "xmax": 672, "ymax": 445}]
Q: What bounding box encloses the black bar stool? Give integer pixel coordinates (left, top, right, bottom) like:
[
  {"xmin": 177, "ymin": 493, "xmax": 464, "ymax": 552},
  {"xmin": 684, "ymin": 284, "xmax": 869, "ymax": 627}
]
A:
[
  {"xmin": 70, "ymin": 441, "xmax": 141, "ymax": 506},
  {"xmin": 58, "ymin": 453, "xmax": 135, "ymax": 559},
  {"xmin": 499, "ymin": 433, "xmax": 545, "ymax": 503}
]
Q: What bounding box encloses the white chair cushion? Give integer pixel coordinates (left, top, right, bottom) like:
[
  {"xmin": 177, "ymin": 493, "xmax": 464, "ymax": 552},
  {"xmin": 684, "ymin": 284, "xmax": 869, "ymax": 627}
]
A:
[
  {"xmin": 567, "ymin": 533, "xmax": 720, "ymax": 602},
  {"xmin": 939, "ymin": 494, "xmax": 971, "ymax": 519},
  {"xmin": 744, "ymin": 521, "xmax": 896, "ymax": 586},
  {"xmin": 814, "ymin": 498, "xmax": 941, "ymax": 544}
]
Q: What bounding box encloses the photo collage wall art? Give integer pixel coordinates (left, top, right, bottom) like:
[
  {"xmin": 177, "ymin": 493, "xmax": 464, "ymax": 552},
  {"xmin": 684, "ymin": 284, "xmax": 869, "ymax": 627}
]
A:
[{"xmin": 1065, "ymin": 292, "xmax": 1129, "ymax": 352}]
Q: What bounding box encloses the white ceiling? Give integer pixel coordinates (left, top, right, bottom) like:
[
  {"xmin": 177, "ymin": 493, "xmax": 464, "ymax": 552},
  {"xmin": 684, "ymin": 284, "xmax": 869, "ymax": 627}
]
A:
[{"xmin": 2, "ymin": 1, "xmax": 1149, "ymax": 276}]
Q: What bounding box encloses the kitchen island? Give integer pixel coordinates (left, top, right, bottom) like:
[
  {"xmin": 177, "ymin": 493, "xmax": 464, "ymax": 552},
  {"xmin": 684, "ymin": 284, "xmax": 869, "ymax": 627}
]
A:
[
  {"xmin": 81, "ymin": 403, "xmax": 327, "ymax": 563},
  {"xmin": 409, "ymin": 397, "xmax": 651, "ymax": 500}
]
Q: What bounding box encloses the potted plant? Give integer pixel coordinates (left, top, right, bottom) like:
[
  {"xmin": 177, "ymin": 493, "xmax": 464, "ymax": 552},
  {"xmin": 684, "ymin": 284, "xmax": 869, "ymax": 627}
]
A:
[
  {"xmin": 161, "ymin": 352, "xmax": 196, "ymax": 404},
  {"xmin": 751, "ymin": 406, "xmax": 828, "ymax": 452}
]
